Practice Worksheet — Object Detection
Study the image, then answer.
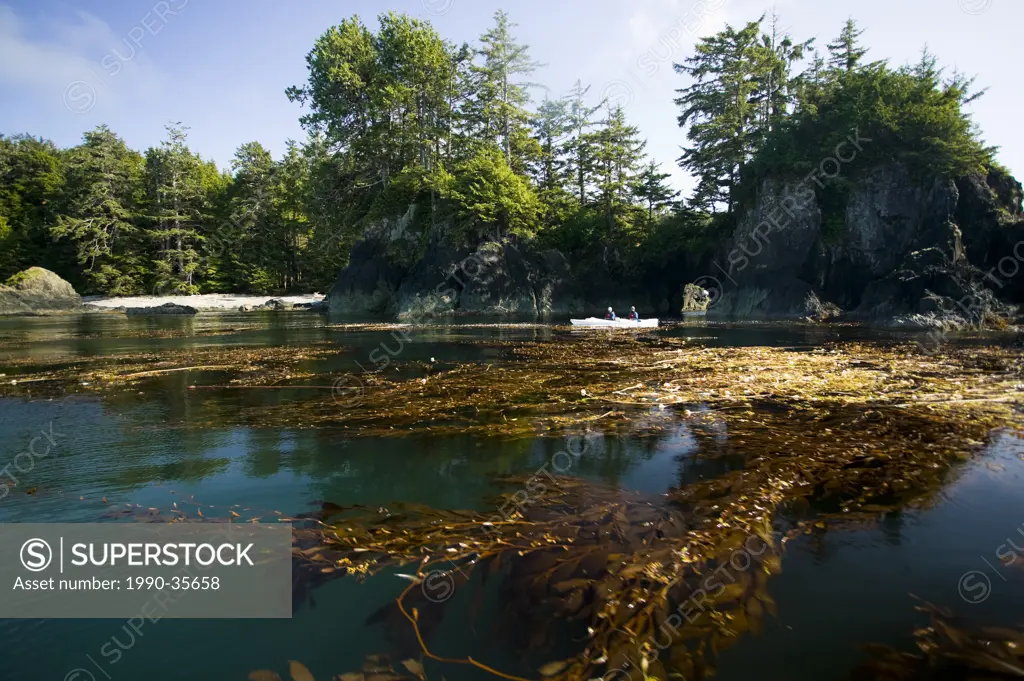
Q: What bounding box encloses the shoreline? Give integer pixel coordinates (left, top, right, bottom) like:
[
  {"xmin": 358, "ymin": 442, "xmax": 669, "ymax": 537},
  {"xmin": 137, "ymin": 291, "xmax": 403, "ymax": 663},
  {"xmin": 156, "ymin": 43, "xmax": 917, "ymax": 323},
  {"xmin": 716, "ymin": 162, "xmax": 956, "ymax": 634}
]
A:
[{"xmin": 81, "ymin": 293, "xmax": 326, "ymax": 312}]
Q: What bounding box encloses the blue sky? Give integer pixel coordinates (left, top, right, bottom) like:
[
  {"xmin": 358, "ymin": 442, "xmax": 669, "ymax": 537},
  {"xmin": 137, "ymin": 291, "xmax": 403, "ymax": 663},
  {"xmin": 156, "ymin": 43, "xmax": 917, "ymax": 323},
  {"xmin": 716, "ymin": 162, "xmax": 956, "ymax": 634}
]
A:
[{"xmin": 0, "ymin": 0, "xmax": 1020, "ymax": 194}]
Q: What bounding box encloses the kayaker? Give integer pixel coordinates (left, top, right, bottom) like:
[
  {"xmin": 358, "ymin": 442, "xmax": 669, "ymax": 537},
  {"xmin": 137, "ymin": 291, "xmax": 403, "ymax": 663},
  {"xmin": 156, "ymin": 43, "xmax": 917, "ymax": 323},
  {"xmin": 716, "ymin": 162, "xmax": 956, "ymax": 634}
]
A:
[
  {"xmin": 605, "ymin": 307, "xmax": 616, "ymax": 320},
  {"xmin": 629, "ymin": 306, "xmax": 639, "ymax": 320}
]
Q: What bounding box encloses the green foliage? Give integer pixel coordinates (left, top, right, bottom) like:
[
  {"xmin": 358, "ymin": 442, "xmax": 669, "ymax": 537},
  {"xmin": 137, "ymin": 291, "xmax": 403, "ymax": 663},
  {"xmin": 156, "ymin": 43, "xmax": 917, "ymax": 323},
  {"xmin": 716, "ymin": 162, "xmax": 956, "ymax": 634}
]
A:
[
  {"xmin": 826, "ymin": 18, "xmax": 868, "ymax": 73},
  {"xmin": 145, "ymin": 124, "xmax": 208, "ymax": 295},
  {"xmin": 51, "ymin": 125, "xmax": 146, "ymax": 294},
  {"xmin": 593, "ymin": 106, "xmax": 647, "ymax": 234},
  {"xmin": 0, "ymin": 215, "xmax": 16, "ymax": 278},
  {"xmin": 746, "ymin": 60, "xmax": 994, "ymax": 188},
  {"xmin": 367, "ymin": 166, "xmax": 431, "ymax": 222},
  {"xmin": 633, "ymin": 161, "xmax": 680, "ymax": 224},
  {"xmin": 676, "ymin": 13, "xmax": 996, "ymax": 221},
  {"xmin": 0, "ymin": 135, "xmax": 67, "ymax": 281},
  {"xmin": 3, "ymin": 267, "xmax": 31, "ymax": 287},
  {"xmin": 0, "ymin": 10, "xmax": 1011, "ymax": 303},
  {"xmin": 675, "ymin": 19, "xmax": 770, "ymax": 212},
  {"xmin": 471, "ymin": 10, "xmax": 542, "ymax": 172},
  {"xmin": 242, "ymin": 266, "xmax": 276, "ymax": 295},
  {"xmin": 448, "ymin": 147, "xmax": 540, "ymax": 238}
]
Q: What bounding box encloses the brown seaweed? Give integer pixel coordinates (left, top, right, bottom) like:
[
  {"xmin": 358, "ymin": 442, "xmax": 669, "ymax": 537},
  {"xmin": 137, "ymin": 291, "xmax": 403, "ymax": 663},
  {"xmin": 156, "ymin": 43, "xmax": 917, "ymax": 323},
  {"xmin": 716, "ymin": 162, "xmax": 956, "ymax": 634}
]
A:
[
  {"xmin": 6, "ymin": 332, "xmax": 1024, "ymax": 679},
  {"xmin": 853, "ymin": 602, "xmax": 1024, "ymax": 680}
]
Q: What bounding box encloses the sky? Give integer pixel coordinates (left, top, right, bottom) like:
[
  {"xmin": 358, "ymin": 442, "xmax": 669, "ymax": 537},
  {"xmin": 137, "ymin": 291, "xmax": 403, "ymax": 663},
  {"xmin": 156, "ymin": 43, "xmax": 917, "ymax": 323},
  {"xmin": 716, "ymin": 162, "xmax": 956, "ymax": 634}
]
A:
[{"xmin": 0, "ymin": 0, "xmax": 1020, "ymax": 194}]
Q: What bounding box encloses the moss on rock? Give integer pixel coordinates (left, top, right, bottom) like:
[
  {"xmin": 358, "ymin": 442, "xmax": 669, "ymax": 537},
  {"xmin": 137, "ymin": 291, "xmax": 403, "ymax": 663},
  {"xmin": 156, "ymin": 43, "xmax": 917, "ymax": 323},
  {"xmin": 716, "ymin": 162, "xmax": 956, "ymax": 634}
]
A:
[{"xmin": 0, "ymin": 267, "xmax": 82, "ymax": 315}]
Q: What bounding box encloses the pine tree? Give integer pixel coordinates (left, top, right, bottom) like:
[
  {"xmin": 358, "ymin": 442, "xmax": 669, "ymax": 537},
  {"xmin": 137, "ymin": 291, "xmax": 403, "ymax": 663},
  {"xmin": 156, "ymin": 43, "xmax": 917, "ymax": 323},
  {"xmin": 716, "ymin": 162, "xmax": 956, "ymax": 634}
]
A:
[
  {"xmin": 632, "ymin": 161, "xmax": 680, "ymax": 223},
  {"xmin": 827, "ymin": 18, "xmax": 868, "ymax": 73},
  {"xmin": 593, "ymin": 106, "xmax": 646, "ymax": 233},
  {"xmin": 276, "ymin": 140, "xmax": 310, "ymax": 290},
  {"xmin": 145, "ymin": 124, "xmax": 204, "ymax": 294},
  {"xmin": 563, "ymin": 80, "xmax": 601, "ymax": 206},
  {"xmin": 756, "ymin": 13, "xmax": 814, "ymax": 137},
  {"xmin": 472, "ymin": 10, "xmax": 542, "ymax": 170},
  {"xmin": 675, "ymin": 20, "xmax": 766, "ymax": 212},
  {"xmin": 51, "ymin": 126, "xmax": 145, "ymax": 294}
]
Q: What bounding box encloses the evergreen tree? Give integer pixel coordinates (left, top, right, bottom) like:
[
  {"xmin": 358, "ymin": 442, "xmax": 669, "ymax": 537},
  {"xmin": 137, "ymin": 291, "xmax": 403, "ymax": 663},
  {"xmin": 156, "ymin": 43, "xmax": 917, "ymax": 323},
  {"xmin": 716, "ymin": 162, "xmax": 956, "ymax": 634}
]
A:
[
  {"xmin": 0, "ymin": 135, "xmax": 65, "ymax": 280},
  {"xmin": 563, "ymin": 80, "xmax": 601, "ymax": 206},
  {"xmin": 441, "ymin": 42, "xmax": 478, "ymax": 165},
  {"xmin": 531, "ymin": 96, "xmax": 574, "ymax": 227},
  {"xmin": 286, "ymin": 17, "xmax": 378, "ymax": 163},
  {"xmin": 675, "ymin": 20, "xmax": 766, "ymax": 212},
  {"xmin": 532, "ymin": 97, "xmax": 569, "ymax": 191},
  {"xmin": 827, "ymin": 18, "xmax": 868, "ymax": 73},
  {"xmin": 756, "ymin": 12, "xmax": 814, "ymax": 136},
  {"xmin": 227, "ymin": 140, "xmax": 276, "ymax": 291},
  {"xmin": 375, "ymin": 12, "xmax": 454, "ymax": 175},
  {"xmin": 0, "ymin": 8, "xmax": 1004, "ymax": 301},
  {"xmin": 302, "ymin": 130, "xmax": 354, "ymax": 286},
  {"xmin": 793, "ymin": 49, "xmax": 828, "ymax": 113},
  {"xmin": 449, "ymin": 146, "xmax": 540, "ymax": 238},
  {"xmin": 145, "ymin": 124, "xmax": 205, "ymax": 294},
  {"xmin": 472, "ymin": 10, "xmax": 542, "ymax": 171},
  {"xmin": 51, "ymin": 126, "xmax": 145, "ymax": 294},
  {"xmin": 593, "ymin": 106, "xmax": 646, "ymax": 233},
  {"xmin": 632, "ymin": 161, "xmax": 680, "ymax": 223},
  {"xmin": 276, "ymin": 140, "xmax": 310, "ymax": 290}
]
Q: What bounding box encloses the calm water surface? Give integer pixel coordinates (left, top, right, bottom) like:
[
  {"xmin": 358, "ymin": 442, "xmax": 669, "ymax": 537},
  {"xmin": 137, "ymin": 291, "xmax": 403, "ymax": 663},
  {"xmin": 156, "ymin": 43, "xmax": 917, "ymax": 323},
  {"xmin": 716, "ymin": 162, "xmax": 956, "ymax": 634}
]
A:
[{"xmin": 0, "ymin": 313, "xmax": 1021, "ymax": 681}]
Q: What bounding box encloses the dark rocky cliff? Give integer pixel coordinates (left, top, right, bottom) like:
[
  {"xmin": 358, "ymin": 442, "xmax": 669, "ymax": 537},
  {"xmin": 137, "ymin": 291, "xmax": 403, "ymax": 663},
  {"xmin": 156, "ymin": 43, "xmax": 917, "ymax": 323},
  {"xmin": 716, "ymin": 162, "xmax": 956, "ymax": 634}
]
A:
[
  {"xmin": 705, "ymin": 164, "xmax": 1023, "ymax": 328},
  {"xmin": 326, "ymin": 207, "xmax": 576, "ymax": 318}
]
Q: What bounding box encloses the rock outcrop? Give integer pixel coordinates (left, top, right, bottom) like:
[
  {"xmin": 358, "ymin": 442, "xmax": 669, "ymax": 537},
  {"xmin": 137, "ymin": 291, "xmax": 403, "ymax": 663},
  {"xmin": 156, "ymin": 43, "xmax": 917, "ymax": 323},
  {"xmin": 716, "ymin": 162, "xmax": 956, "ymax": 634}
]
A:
[
  {"xmin": 707, "ymin": 164, "xmax": 1023, "ymax": 327},
  {"xmin": 327, "ymin": 216, "xmax": 582, "ymax": 318},
  {"xmin": 125, "ymin": 302, "xmax": 198, "ymax": 317},
  {"xmin": 329, "ymin": 238, "xmax": 409, "ymax": 315},
  {"xmin": 0, "ymin": 268, "xmax": 83, "ymax": 315}
]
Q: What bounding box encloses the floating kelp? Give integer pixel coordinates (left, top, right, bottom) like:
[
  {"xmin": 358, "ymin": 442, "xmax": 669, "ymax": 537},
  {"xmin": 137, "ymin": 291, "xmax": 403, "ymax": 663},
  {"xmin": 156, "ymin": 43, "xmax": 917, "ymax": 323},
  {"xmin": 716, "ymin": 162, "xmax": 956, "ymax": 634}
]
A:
[
  {"xmin": 2, "ymin": 335, "xmax": 1022, "ymax": 439},
  {"xmin": 0, "ymin": 343, "xmax": 342, "ymax": 393},
  {"xmin": 853, "ymin": 603, "xmax": 1024, "ymax": 680},
  {"xmin": 286, "ymin": 392, "xmax": 1015, "ymax": 681},
  {"xmin": 5, "ymin": 332, "xmax": 1024, "ymax": 678},
  {"xmin": 275, "ymin": 336, "xmax": 1023, "ymax": 680}
]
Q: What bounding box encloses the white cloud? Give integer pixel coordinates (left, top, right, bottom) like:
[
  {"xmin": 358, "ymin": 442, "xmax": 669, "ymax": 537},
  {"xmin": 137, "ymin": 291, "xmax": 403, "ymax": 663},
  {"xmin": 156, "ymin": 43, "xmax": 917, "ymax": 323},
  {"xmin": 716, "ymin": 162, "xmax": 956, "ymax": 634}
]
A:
[{"xmin": 0, "ymin": 4, "xmax": 167, "ymax": 117}]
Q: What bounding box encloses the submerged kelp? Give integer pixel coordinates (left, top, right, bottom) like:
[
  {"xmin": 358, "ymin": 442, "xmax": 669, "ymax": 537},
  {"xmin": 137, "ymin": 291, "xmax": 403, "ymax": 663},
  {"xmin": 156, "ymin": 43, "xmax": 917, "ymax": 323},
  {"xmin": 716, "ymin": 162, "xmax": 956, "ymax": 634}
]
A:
[
  {"xmin": 292, "ymin": 474, "xmax": 781, "ymax": 681},
  {"xmin": 282, "ymin": 339, "xmax": 1024, "ymax": 680},
  {"xmin": 9, "ymin": 332, "xmax": 1020, "ymax": 679},
  {"xmin": 853, "ymin": 603, "xmax": 1024, "ymax": 680},
  {"xmin": 284, "ymin": 402, "xmax": 1021, "ymax": 680},
  {"xmin": 249, "ymin": 656, "xmax": 421, "ymax": 681}
]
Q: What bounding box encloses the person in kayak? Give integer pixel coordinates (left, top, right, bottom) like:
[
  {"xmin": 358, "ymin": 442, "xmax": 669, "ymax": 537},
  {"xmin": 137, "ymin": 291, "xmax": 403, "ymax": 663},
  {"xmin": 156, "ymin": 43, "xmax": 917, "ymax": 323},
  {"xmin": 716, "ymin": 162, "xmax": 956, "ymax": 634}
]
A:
[
  {"xmin": 605, "ymin": 307, "xmax": 616, "ymax": 320},
  {"xmin": 629, "ymin": 306, "xmax": 639, "ymax": 320}
]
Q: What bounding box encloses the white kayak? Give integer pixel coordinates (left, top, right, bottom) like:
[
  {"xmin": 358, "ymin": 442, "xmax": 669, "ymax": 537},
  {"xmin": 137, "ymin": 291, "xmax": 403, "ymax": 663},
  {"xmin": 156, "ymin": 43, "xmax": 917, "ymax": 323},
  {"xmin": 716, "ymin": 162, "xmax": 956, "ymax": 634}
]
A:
[{"xmin": 570, "ymin": 317, "xmax": 659, "ymax": 329}]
